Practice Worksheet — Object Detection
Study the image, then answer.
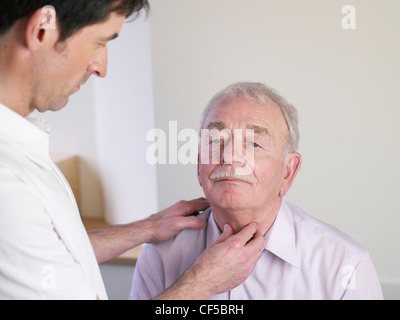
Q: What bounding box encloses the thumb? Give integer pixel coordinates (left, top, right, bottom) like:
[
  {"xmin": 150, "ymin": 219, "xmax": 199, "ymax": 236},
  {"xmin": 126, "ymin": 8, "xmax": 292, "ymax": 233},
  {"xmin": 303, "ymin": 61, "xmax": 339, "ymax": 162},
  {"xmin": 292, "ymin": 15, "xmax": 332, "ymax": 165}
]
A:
[
  {"xmin": 177, "ymin": 216, "xmax": 207, "ymax": 230},
  {"xmin": 210, "ymin": 224, "xmax": 233, "ymax": 247}
]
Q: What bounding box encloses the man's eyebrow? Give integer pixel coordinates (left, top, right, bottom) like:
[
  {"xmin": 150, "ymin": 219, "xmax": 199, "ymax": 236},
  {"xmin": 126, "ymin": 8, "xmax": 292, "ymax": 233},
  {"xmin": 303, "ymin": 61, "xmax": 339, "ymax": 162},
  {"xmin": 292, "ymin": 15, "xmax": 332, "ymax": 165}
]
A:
[
  {"xmin": 206, "ymin": 122, "xmax": 269, "ymax": 137},
  {"xmin": 100, "ymin": 33, "xmax": 119, "ymax": 42},
  {"xmin": 246, "ymin": 124, "xmax": 270, "ymax": 137},
  {"xmin": 207, "ymin": 121, "xmax": 225, "ymax": 131}
]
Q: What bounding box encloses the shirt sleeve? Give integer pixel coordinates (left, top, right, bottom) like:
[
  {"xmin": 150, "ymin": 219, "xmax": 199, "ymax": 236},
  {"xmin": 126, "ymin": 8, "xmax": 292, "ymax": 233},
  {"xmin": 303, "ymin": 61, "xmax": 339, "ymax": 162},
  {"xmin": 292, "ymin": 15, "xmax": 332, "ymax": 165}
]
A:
[
  {"xmin": 340, "ymin": 252, "xmax": 384, "ymax": 300},
  {"xmin": 130, "ymin": 244, "xmax": 166, "ymax": 300},
  {"xmin": 0, "ymin": 175, "xmax": 97, "ymax": 300}
]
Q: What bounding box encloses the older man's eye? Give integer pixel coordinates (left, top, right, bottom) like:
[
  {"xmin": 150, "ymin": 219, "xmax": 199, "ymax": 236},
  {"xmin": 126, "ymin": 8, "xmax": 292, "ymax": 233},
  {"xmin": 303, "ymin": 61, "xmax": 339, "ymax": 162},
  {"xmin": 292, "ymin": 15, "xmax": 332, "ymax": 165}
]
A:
[
  {"xmin": 251, "ymin": 142, "xmax": 261, "ymax": 148},
  {"xmin": 211, "ymin": 138, "xmax": 223, "ymax": 144}
]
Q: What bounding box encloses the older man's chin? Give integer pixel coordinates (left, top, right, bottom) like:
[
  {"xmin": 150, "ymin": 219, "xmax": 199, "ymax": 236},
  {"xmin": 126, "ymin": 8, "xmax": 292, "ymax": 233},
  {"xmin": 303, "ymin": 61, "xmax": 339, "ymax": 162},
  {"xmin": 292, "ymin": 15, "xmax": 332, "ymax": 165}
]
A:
[{"xmin": 209, "ymin": 197, "xmax": 253, "ymax": 215}]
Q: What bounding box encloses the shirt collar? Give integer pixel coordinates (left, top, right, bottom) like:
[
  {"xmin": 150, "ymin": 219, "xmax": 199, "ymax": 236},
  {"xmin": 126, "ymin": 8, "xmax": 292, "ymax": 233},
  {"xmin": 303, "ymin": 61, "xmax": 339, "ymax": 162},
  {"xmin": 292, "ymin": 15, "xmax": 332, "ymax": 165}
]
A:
[
  {"xmin": 264, "ymin": 201, "xmax": 299, "ymax": 268},
  {"xmin": 206, "ymin": 209, "xmax": 222, "ymax": 248},
  {"xmin": 206, "ymin": 200, "xmax": 299, "ymax": 268},
  {"xmin": 0, "ymin": 103, "xmax": 51, "ymax": 167}
]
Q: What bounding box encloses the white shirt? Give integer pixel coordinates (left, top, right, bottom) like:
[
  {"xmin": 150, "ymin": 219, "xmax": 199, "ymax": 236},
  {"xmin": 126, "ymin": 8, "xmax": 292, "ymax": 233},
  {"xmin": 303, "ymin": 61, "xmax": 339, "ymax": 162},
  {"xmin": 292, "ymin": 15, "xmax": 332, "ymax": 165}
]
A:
[
  {"xmin": 131, "ymin": 201, "xmax": 383, "ymax": 300},
  {"xmin": 0, "ymin": 104, "xmax": 107, "ymax": 300}
]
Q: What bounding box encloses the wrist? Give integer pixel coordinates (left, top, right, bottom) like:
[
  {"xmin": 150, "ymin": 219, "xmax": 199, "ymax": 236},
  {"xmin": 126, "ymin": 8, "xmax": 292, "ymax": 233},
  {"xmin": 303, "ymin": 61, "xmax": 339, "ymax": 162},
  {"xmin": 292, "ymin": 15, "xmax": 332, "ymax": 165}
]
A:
[
  {"xmin": 156, "ymin": 267, "xmax": 212, "ymax": 300},
  {"xmin": 180, "ymin": 265, "xmax": 213, "ymax": 300},
  {"xmin": 117, "ymin": 219, "xmax": 153, "ymax": 248},
  {"xmin": 136, "ymin": 216, "xmax": 157, "ymax": 244}
]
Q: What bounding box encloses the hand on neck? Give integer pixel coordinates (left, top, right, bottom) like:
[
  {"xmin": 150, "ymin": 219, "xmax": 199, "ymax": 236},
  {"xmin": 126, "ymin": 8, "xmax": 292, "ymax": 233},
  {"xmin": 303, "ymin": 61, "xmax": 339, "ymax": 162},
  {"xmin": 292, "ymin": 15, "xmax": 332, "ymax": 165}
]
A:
[{"xmin": 210, "ymin": 198, "xmax": 283, "ymax": 237}]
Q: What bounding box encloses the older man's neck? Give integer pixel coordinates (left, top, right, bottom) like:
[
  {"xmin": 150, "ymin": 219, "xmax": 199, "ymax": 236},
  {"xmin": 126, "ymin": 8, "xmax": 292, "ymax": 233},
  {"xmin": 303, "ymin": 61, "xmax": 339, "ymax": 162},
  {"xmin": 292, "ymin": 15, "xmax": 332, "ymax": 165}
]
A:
[{"xmin": 210, "ymin": 199, "xmax": 283, "ymax": 236}]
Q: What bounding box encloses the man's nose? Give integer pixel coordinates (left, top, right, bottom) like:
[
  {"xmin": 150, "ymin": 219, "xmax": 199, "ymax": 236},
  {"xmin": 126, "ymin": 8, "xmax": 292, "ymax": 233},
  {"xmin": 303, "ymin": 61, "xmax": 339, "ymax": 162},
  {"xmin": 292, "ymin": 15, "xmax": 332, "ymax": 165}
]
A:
[
  {"xmin": 220, "ymin": 136, "xmax": 246, "ymax": 166},
  {"xmin": 87, "ymin": 47, "xmax": 108, "ymax": 78}
]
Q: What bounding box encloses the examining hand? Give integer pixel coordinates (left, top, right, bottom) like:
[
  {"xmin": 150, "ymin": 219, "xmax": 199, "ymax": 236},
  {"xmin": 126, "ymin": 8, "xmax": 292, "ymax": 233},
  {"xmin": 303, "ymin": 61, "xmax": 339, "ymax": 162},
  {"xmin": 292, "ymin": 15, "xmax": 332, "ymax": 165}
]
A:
[
  {"xmin": 145, "ymin": 197, "xmax": 209, "ymax": 243},
  {"xmin": 188, "ymin": 222, "xmax": 264, "ymax": 297},
  {"xmin": 156, "ymin": 222, "xmax": 264, "ymax": 300}
]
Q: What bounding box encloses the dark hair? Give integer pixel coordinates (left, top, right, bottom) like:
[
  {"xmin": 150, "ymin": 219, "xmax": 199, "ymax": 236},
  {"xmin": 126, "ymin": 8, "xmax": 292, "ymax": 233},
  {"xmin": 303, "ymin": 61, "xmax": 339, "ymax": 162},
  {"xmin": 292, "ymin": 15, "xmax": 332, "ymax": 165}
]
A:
[{"xmin": 0, "ymin": 0, "xmax": 149, "ymax": 41}]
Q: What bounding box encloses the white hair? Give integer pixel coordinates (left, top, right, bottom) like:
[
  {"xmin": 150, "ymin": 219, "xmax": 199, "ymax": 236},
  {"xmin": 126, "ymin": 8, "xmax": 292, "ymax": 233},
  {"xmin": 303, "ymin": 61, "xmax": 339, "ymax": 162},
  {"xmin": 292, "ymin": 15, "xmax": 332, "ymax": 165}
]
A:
[{"xmin": 200, "ymin": 82, "xmax": 300, "ymax": 157}]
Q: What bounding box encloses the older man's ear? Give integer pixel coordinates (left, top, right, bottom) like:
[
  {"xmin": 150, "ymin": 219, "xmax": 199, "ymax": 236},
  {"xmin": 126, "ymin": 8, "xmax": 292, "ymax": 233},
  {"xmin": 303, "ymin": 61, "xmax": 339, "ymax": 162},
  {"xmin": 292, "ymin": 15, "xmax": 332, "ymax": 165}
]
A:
[{"xmin": 279, "ymin": 152, "xmax": 302, "ymax": 197}]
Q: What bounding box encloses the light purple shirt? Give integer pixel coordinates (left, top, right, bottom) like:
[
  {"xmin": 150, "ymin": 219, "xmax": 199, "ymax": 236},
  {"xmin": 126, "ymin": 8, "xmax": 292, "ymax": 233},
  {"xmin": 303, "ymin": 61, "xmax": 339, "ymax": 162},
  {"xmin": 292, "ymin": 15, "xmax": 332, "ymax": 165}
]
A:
[{"xmin": 130, "ymin": 201, "xmax": 383, "ymax": 300}]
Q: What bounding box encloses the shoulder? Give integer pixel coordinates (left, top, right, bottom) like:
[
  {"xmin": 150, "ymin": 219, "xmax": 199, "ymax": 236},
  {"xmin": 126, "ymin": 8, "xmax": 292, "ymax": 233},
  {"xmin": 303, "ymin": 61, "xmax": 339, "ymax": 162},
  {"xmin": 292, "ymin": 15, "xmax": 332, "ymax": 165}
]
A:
[
  {"xmin": 0, "ymin": 137, "xmax": 23, "ymax": 165},
  {"xmin": 0, "ymin": 138, "xmax": 39, "ymax": 186},
  {"xmin": 0, "ymin": 149, "xmax": 42, "ymax": 210},
  {"xmin": 286, "ymin": 202, "xmax": 367, "ymax": 258},
  {"xmin": 134, "ymin": 209, "xmax": 211, "ymax": 297},
  {"xmin": 0, "ymin": 169, "xmax": 48, "ymax": 241},
  {"xmin": 0, "ymin": 146, "xmax": 50, "ymax": 237},
  {"xmin": 145, "ymin": 209, "xmax": 211, "ymax": 254},
  {"xmin": 0, "ymin": 162, "xmax": 41, "ymax": 206},
  {"xmin": 140, "ymin": 209, "xmax": 211, "ymax": 267},
  {"xmin": 285, "ymin": 202, "xmax": 383, "ymax": 299}
]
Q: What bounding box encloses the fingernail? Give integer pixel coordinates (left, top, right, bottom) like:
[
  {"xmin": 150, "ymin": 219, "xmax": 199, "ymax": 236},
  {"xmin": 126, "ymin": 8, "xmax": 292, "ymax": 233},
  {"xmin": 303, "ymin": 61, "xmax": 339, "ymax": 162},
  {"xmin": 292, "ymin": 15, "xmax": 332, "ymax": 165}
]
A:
[{"xmin": 224, "ymin": 224, "xmax": 228, "ymax": 232}]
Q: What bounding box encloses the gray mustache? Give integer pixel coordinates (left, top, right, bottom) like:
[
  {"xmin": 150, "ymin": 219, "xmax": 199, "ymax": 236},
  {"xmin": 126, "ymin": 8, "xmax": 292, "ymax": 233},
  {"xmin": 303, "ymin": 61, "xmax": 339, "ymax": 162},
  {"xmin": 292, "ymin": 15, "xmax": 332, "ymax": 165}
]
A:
[{"xmin": 210, "ymin": 171, "xmax": 258, "ymax": 184}]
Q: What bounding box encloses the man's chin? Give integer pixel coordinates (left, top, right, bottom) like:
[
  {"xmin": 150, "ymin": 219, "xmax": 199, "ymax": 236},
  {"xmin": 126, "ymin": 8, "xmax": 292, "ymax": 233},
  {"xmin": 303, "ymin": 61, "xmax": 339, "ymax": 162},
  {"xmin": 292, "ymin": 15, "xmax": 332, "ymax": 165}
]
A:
[
  {"xmin": 208, "ymin": 194, "xmax": 249, "ymax": 212},
  {"xmin": 50, "ymin": 98, "xmax": 69, "ymax": 112}
]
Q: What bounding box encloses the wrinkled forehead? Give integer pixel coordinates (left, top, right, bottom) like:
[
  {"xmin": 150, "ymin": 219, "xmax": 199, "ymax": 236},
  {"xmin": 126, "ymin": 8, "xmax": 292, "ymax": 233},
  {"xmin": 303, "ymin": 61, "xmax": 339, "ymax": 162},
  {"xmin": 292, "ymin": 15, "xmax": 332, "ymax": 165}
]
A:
[{"xmin": 202, "ymin": 97, "xmax": 289, "ymax": 135}]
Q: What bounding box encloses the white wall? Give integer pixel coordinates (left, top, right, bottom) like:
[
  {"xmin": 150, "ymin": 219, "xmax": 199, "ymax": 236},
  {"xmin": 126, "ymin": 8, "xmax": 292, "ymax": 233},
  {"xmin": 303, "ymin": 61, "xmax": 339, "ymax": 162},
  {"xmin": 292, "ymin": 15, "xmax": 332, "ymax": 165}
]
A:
[
  {"xmin": 149, "ymin": 0, "xmax": 400, "ymax": 298},
  {"xmin": 42, "ymin": 13, "xmax": 158, "ymax": 224},
  {"xmin": 94, "ymin": 14, "xmax": 158, "ymax": 225}
]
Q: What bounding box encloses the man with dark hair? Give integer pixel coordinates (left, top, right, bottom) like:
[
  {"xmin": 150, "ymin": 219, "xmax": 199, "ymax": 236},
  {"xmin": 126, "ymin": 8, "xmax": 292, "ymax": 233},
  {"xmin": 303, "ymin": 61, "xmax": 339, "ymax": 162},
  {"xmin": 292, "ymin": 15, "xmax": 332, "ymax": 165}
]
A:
[
  {"xmin": 0, "ymin": 1, "xmax": 264, "ymax": 299},
  {"xmin": 0, "ymin": 0, "xmax": 149, "ymax": 40}
]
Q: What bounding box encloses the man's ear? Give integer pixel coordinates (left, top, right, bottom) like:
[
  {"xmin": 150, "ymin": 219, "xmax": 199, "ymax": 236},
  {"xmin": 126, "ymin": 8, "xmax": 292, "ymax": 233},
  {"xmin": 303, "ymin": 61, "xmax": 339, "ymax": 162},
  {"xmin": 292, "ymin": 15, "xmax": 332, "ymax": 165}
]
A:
[
  {"xmin": 25, "ymin": 7, "xmax": 57, "ymax": 51},
  {"xmin": 279, "ymin": 152, "xmax": 302, "ymax": 197}
]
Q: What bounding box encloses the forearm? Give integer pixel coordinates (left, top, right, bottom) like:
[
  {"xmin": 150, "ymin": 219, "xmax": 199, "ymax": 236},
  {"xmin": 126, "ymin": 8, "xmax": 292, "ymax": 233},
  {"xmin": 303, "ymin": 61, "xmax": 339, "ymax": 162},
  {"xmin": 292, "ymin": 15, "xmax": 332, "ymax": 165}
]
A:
[
  {"xmin": 88, "ymin": 220, "xmax": 153, "ymax": 264},
  {"xmin": 87, "ymin": 198, "xmax": 209, "ymax": 264},
  {"xmin": 154, "ymin": 269, "xmax": 212, "ymax": 300}
]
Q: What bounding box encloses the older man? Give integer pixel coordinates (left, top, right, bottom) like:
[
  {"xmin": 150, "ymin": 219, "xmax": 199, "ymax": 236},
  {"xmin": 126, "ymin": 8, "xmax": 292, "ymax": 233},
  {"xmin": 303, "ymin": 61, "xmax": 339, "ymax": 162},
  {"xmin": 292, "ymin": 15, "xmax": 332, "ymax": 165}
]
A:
[{"xmin": 130, "ymin": 82, "xmax": 383, "ymax": 300}]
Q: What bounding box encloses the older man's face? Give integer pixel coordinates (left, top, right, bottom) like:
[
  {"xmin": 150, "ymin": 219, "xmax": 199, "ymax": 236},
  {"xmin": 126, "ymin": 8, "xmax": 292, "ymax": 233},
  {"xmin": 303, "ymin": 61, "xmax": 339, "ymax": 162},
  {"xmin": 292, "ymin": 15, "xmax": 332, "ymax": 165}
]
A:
[{"xmin": 198, "ymin": 97, "xmax": 294, "ymax": 221}]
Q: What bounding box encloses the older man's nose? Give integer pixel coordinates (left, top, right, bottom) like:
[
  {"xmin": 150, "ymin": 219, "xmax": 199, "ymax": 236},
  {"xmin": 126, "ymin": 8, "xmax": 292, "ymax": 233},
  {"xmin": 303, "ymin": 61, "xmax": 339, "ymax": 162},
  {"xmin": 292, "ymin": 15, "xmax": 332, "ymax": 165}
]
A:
[{"xmin": 221, "ymin": 138, "xmax": 246, "ymax": 166}]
